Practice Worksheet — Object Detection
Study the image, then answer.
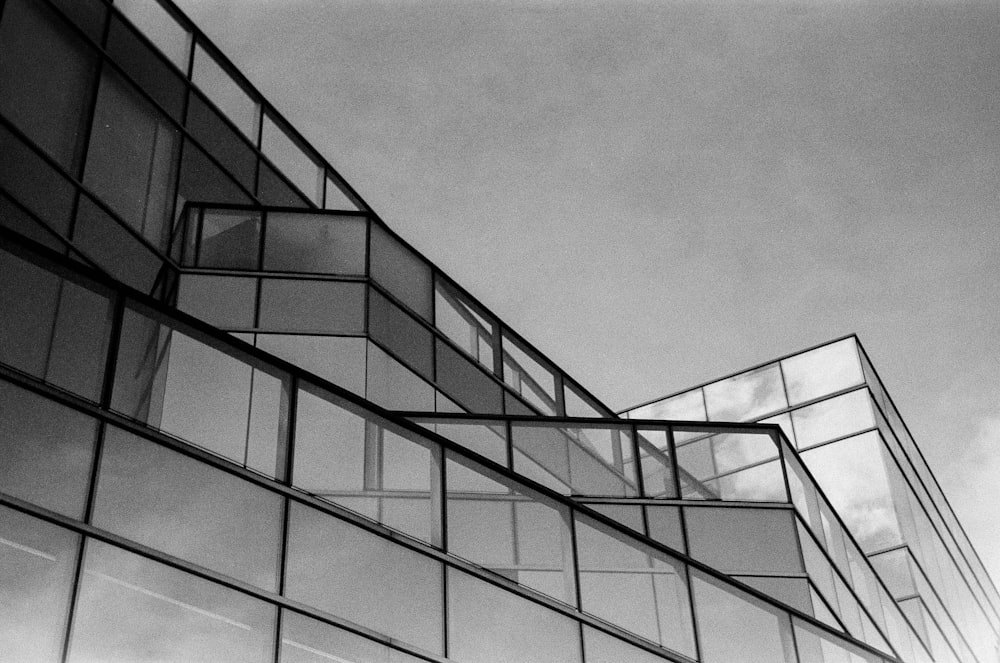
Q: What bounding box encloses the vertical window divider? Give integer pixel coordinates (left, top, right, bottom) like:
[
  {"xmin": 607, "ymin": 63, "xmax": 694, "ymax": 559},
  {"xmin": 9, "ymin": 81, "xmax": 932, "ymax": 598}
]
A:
[
  {"xmin": 280, "ymin": 374, "xmax": 298, "ymax": 486},
  {"xmin": 567, "ymin": 507, "xmax": 583, "ymax": 613}
]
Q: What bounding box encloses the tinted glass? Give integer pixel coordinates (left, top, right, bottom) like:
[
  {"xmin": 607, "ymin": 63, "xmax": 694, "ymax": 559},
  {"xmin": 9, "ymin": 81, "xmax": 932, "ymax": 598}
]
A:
[
  {"xmin": 176, "ymin": 274, "xmax": 257, "ymax": 328},
  {"xmin": 0, "ymin": 506, "xmax": 79, "ymax": 662},
  {"xmin": 197, "ymin": 208, "xmax": 261, "ymax": 269},
  {"xmin": 68, "ymin": 540, "xmax": 275, "ymax": 663},
  {"xmin": 177, "ymin": 139, "xmax": 253, "ymax": 213},
  {"xmin": 191, "ymin": 43, "xmax": 258, "ymax": 139},
  {"xmin": 447, "ymin": 567, "xmax": 582, "ymax": 663},
  {"xmin": 435, "ymin": 282, "xmax": 496, "ymax": 371},
  {"xmin": 106, "ymin": 14, "xmax": 186, "ymax": 120},
  {"xmin": 284, "ymin": 502, "xmax": 444, "ymax": 654},
  {"xmin": 782, "ymin": 339, "xmax": 864, "ymax": 406},
  {"xmin": 366, "ymin": 342, "xmax": 435, "ymax": 411},
  {"xmin": 73, "ymin": 195, "xmax": 164, "ymax": 294},
  {"xmin": 684, "ymin": 506, "xmax": 803, "ymax": 574},
  {"xmin": 115, "ymin": 0, "xmax": 191, "ymax": 68},
  {"xmin": 92, "ymin": 426, "xmax": 284, "ymax": 590},
  {"xmin": 502, "ymin": 335, "xmax": 557, "ymax": 415},
  {"xmin": 0, "ymin": 380, "xmax": 98, "ymax": 518},
  {"xmin": 256, "ymin": 334, "xmax": 366, "ymax": 396},
  {"xmin": 263, "ymin": 212, "xmax": 366, "ymax": 275},
  {"xmin": 435, "ymin": 338, "xmax": 503, "ymax": 414},
  {"xmin": 368, "ymin": 223, "xmax": 432, "ymax": 319},
  {"xmin": 0, "ymin": 123, "xmax": 76, "ymax": 236},
  {"xmin": 367, "ymin": 289, "xmax": 433, "ymax": 379},
  {"xmin": 186, "ymin": 91, "xmax": 256, "ymax": 190},
  {"xmin": 258, "ymin": 279, "xmax": 365, "ymax": 334}
]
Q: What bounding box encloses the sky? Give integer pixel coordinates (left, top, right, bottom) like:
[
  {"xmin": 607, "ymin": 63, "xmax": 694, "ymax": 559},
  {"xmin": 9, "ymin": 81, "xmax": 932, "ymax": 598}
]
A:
[{"xmin": 173, "ymin": 0, "xmax": 1000, "ymax": 587}]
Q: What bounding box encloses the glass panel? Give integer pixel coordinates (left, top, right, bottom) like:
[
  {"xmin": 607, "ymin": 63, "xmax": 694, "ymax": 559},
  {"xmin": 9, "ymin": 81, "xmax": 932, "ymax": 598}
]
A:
[
  {"xmin": 782, "ymin": 338, "xmax": 863, "ymax": 406},
  {"xmin": 792, "ymin": 389, "xmax": 875, "ymax": 450},
  {"xmin": 415, "ymin": 418, "xmax": 508, "ymax": 466},
  {"xmin": 636, "ymin": 428, "xmax": 676, "ymax": 498},
  {"xmin": 703, "ymin": 364, "xmax": 787, "ymax": 421},
  {"xmin": 869, "ymin": 548, "xmax": 916, "ymax": 599},
  {"xmin": 583, "ymin": 626, "xmax": 669, "ymax": 663},
  {"xmin": 685, "ymin": 506, "xmax": 803, "ymax": 574},
  {"xmin": 192, "ymin": 43, "xmax": 258, "ymax": 139},
  {"xmin": 585, "ymin": 503, "xmax": 644, "ymax": 534},
  {"xmin": 0, "ymin": 0, "xmax": 97, "ymax": 170},
  {"xmin": 628, "ymin": 388, "xmax": 706, "ymax": 422},
  {"xmin": 434, "ymin": 338, "xmax": 503, "ymax": 414},
  {"xmin": 73, "ymin": 195, "xmax": 164, "ymax": 294},
  {"xmin": 564, "ymin": 383, "xmax": 608, "ymax": 418},
  {"xmin": 323, "ymin": 175, "xmax": 359, "ymax": 211},
  {"xmin": 284, "ymin": 501, "xmax": 444, "ymax": 654},
  {"xmin": 0, "ymin": 248, "xmax": 113, "ymax": 401},
  {"xmin": 691, "ymin": 570, "xmax": 796, "ymax": 663},
  {"xmin": 67, "ymin": 540, "xmax": 275, "ymax": 663},
  {"xmin": 575, "ymin": 515, "xmax": 696, "ymax": 657},
  {"xmin": 115, "ymin": 0, "xmax": 191, "ymax": 68},
  {"xmin": 365, "ymin": 342, "xmax": 434, "ymax": 411},
  {"xmin": 258, "ymin": 279, "xmax": 364, "ymax": 334},
  {"xmin": 674, "ymin": 429, "xmax": 784, "ymax": 502},
  {"xmin": 0, "ymin": 123, "xmax": 76, "ymax": 236},
  {"xmin": 761, "ymin": 411, "xmax": 796, "ymax": 448},
  {"xmin": 446, "ymin": 453, "xmax": 574, "ymax": 603},
  {"xmin": 92, "ymin": 426, "xmax": 284, "ymax": 590},
  {"xmin": 502, "ymin": 334, "xmax": 558, "ymax": 415},
  {"xmin": 794, "ymin": 617, "xmax": 880, "ymax": 663},
  {"xmin": 279, "ymin": 609, "xmax": 425, "ymax": 663},
  {"xmin": 646, "ymin": 505, "xmax": 685, "ymax": 552},
  {"xmin": 84, "ymin": 68, "xmax": 180, "ymax": 251},
  {"xmin": 107, "ymin": 14, "xmax": 186, "ymax": 120},
  {"xmin": 177, "ymin": 139, "xmax": 253, "ymax": 213},
  {"xmin": 176, "ymin": 275, "xmax": 256, "ymax": 328},
  {"xmin": 801, "ymin": 431, "xmax": 902, "ymax": 551},
  {"xmin": 263, "ymin": 212, "xmax": 366, "ymax": 275},
  {"xmin": 368, "ymin": 223, "xmax": 432, "ymax": 320},
  {"xmin": 447, "ymin": 567, "xmax": 581, "ymax": 663},
  {"xmin": 185, "ymin": 91, "xmax": 256, "ymax": 190},
  {"xmin": 49, "ymin": 0, "xmax": 106, "ymax": 41},
  {"xmin": 0, "ymin": 505, "xmax": 79, "ymax": 662},
  {"xmin": 512, "ymin": 423, "xmax": 638, "ymax": 497},
  {"xmin": 256, "ymin": 334, "xmax": 366, "ymax": 396},
  {"xmin": 737, "ymin": 576, "xmax": 813, "ymax": 615},
  {"xmin": 257, "ymin": 160, "xmax": 308, "ymax": 207},
  {"xmin": 434, "ymin": 281, "xmax": 496, "ymax": 371},
  {"xmin": 261, "ymin": 113, "xmax": 321, "ymax": 205},
  {"xmin": 0, "ymin": 380, "xmax": 98, "ymax": 518},
  {"xmin": 293, "ymin": 385, "xmax": 366, "ymax": 493},
  {"xmin": 367, "ymin": 289, "xmax": 433, "ymax": 379},
  {"xmin": 197, "ymin": 208, "xmax": 261, "ymax": 269}
]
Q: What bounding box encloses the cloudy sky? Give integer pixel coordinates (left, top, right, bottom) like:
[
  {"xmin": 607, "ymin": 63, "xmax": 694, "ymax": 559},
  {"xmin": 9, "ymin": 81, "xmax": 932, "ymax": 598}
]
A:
[{"xmin": 174, "ymin": 0, "xmax": 1000, "ymax": 584}]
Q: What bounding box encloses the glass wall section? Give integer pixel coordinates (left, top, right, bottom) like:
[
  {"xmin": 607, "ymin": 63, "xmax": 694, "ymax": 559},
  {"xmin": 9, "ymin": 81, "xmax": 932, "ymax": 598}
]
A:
[
  {"xmin": 0, "ymin": 380, "xmax": 98, "ymax": 519},
  {"xmin": 447, "ymin": 567, "xmax": 582, "ymax": 663},
  {"xmin": 575, "ymin": 514, "xmax": 696, "ymax": 658},
  {"xmin": 628, "ymin": 388, "xmax": 707, "ymax": 422},
  {"xmin": 0, "ymin": 506, "xmax": 79, "ymax": 662},
  {"xmin": 435, "ymin": 338, "xmax": 504, "ymax": 414},
  {"xmin": 67, "ymin": 539, "xmax": 276, "ymax": 663},
  {"xmin": 0, "ymin": 0, "xmax": 97, "ymax": 172},
  {"xmin": 0, "ymin": 247, "xmax": 113, "ymax": 402},
  {"xmin": 185, "ymin": 90, "xmax": 257, "ymax": 191},
  {"xmin": 636, "ymin": 428, "xmax": 678, "ymax": 498},
  {"xmin": 674, "ymin": 428, "xmax": 787, "ymax": 502},
  {"xmin": 684, "ymin": 506, "xmax": 803, "ymax": 576},
  {"xmin": 84, "ymin": 68, "xmax": 180, "ymax": 252},
  {"xmin": 279, "ymin": 610, "xmax": 426, "ymax": 663},
  {"xmin": 259, "ymin": 279, "xmax": 365, "ymax": 334},
  {"xmin": 369, "ymin": 223, "xmax": 432, "ymax": 320},
  {"xmin": 446, "ymin": 452, "xmax": 575, "ymax": 604},
  {"xmin": 92, "ymin": 426, "xmax": 284, "ymax": 590},
  {"xmin": 792, "ymin": 389, "xmax": 875, "ymax": 451},
  {"xmin": 703, "ymin": 363, "xmax": 786, "ymax": 421},
  {"xmin": 503, "ymin": 333, "xmax": 559, "ymax": 415},
  {"xmin": 435, "ymin": 279, "xmax": 497, "ymax": 373},
  {"xmin": 366, "ymin": 341, "xmax": 436, "ymax": 411},
  {"xmin": 176, "ymin": 274, "xmax": 257, "ymax": 328},
  {"xmin": 781, "ymin": 338, "xmax": 864, "ymax": 407},
  {"xmin": 106, "ymin": 12, "xmax": 187, "ymax": 122},
  {"xmin": 255, "ymin": 334, "xmax": 366, "ymax": 397},
  {"xmin": 284, "ymin": 501, "xmax": 444, "ymax": 655},
  {"xmin": 191, "ymin": 43, "xmax": 259, "ymax": 140},
  {"xmin": 185, "ymin": 207, "xmax": 261, "ymax": 269},
  {"xmin": 115, "ymin": 0, "xmax": 192, "ymax": 70},
  {"xmin": 111, "ymin": 304, "xmax": 290, "ymax": 478},
  {"xmin": 261, "ymin": 113, "xmax": 321, "ymax": 205},
  {"xmin": 368, "ymin": 288, "xmax": 434, "ymax": 380},
  {"xmin": 263, "ymin": 212, "xmax": 366, "ymax": 275}
]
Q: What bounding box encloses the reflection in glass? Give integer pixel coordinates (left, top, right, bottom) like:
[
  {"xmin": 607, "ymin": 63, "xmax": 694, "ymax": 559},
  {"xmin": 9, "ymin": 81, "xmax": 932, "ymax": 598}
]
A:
[
  {"xmin": 366, "ymin": 342, "xmax": 435, "ymax": 411},
  {"xmin": 703, "ymin": 364, "xmax": 786, "ymax": 422},
  {"xmin": 68, "ymin": 540, "xmax": 275, "ymax": 663},
  {"xmin": 185, "ymin": 91, "xmax": 256, "ymax": 189},
  {"xmin": 636, "ymin": 428, "xmax": 677, "ymax": 498},
  {"xmin": 674, "ymin": 430, "xmax": 785, "ymax": 502},
  {"xmin": 176, "ymin": 274, "xmax": 257, "ymax": 328},
  {"xmin": 256, "ymin": 334, "xmax": 366, "ymax": 396},
  {"xmin": 368, "ymin": 289, "xmax": 433, "ymax": 379},
  {"xmin": 691, "ymin": 570, "xmax": 796, "ymax": 663},
  {"xmin": 575, "ymin": 516, "xmax": 695, "ymax": 657},
  {"xmin": 447, "ymin": 567, "xmax": 581, "ymax": 663},
  {"xmin": 0, "ymin": 380, "xmax": 97, "ymax": 518},
  {"xmin": 196, "ymin": 208, "xmax": 261, "ymax": 270},
  {"xmin": 414, "ymin": 418, "xmax": 508, "ymax": 466},
  {"xmin": 261, "ymin": 113, "xmax": 321, "ymax": 205},
  {"xmin": 435, "ymin": 281, "xmax": 496, "ymax": 371},
  {"xmin": 284, "ymin": 502, "xmax": 443, "ymax": 655},
  {"xmin": 502, "ymin": 334, "xmax": 558, "ymax": 415},
  {"xmin": 0, "ymin": 506, "xmax": 79, "ymax": 662},
  {"xmin": 263, "ymin": 212, "xmax": 366, "ymax": 275},
  {"xmin": 192, "ymin": 43, "xmax": 259, "ymax": 139},
  {"xmin": 115, "ymin": 0, "xmax": 191, "ymax": 68},
  {"xmin": 368, "ymin": 223, "xmax": 432, "ymax": 320},
  {"xmin": 782, "ymin": 339, "xmax": 863, "ymax": 406},
  {"xmin": 280, "ymin": 609, "xmax": 425, "ymax": 663},
  {"xmin": 794, "ymin": 617, "xmax": 880, "ymax": 663},
  {"xmin": 684, "ymin": 506, "xmax": 802, "ymax": 575},
  {"xmin": 791, "ymin": 388, "xmax": 874, "ymax": 450},
  {"xmin": 92, "ymin": 426, "xmax": 284, "ymax": 590},
  {"xmin": 582, "ymin": 625, "xmax": 669, "ymax": 663},
  {"xmin": 628, "ymin": 388, "xmax": 706, "ymax": 422},
  {"xmin": 435, "ymin": 338, "xmax": 503, "ymax": 414},
  {"xmin": 107, "ymin": 14, "xmax": 186, "ymax": 120}
]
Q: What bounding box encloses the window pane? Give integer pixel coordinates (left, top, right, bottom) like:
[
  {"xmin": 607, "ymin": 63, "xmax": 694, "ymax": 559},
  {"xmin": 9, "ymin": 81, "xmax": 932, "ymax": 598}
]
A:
[
  {"xmin": 0, "ymin": 380, "xmax": 98, "ymax": 518},
  {"xmin": 73, "ymin": 196, "xmax": 165, "ymax": 294},
  {"xmin": 365, "ymin": 342, "xmax": 434, "ymax": 411},
  {"xmin": 575, "ymin": 515, "xmax": 696, "ymax": 656},
  {"xmin": 792, "ymin": 389, "xmax": 875, "ymax": 450},
  {"xmin": 684, "ymin": 506, "xmax": 803, "ymax": 574},
  {"xmin": 0, "ymin": 123, "xmax": 76, "ymax": 236},
  {"xmin": 177, "ymin": 275, "xmax": 257, "ymax": 328},
  {"xmin": 106, "ymin": 14, "xmax": 186, "ymax": 120},
  {"xmin": 435, "ymin": 338, "xmax": 503, "ymax": 415},
  {"xmin": 293, "ymin": 385, "xmax": 367, "ymax": 493},
  {"xmin": 196, "ymin": 208, "xmax": 261, "ymax": 269},
  {"xmin": 434, "ymin": 281, "xmax": 495, "ymax": 371},
  {"xmin": 92, "ymin": 426, "xmax": 284, "ymax": 590},
  {"xmin": 115, "ymin": 0, "xmax": 191, "ymax": 68},
  {"xmin": 583, "ymin": 626, "xmax": 671, "ymax": 663},
  {"xmin": 447, "ymin": 567, "xmax": 581, "ymax": 663},
  {"xmin": 703, "ymin": 364, "xmax": 786, "ymax": 422},
  {"xmin": 691, "ymin": 570, "xmax": 796, "ymax": 663},
  {"xmin": 416, "ymin": 418, "xmax": 508, "ymax": 466},
  {"xmin": 279, "ymin": 609, "xmax": 425, "ymax": 663},
  {"xmin": 782, "ymin": 339, "xmax": 864, "ymax": 406},
  {"xmin": 192, "ymin": 44, "xmax": 258, "ymax": 140},
  {"xmin": 84, "ymin": 68, "xmax": 180, "ymax": 251},
  {"xmin": 502, "ymin": 335, "xmax": 557, "ymax": 415},
  {"xmin": 285, "ymin": 502, "xmax": 443, "ymax": 654},
  {"xmin": 736, "ymin": 576, "xmax": 812, "ymax": 615},
  {"xmin": 0, "ymin": 506, "xmax": 79, "ymax": 662},
  {"xmin": 675, "ymin": 430, "xmax": 784, "ymax": 502},
  {"xmin": 261, "ymin": 113, "xmax": 321, "ymax": 204},
  {"xmin": 585, "ymin": 502, "xmax": 644, "ymax": 534},
  {"xmin": 68, "ymin": 540, "xmax": 275, "ymax": 663},
  {"xmin": 794, "ymin": 617, "xmax": 881, "ymax": 663},
  {"xmin": 367, "ymin": 289, "xmax": 433, "ymax": 379},
  {"xmin": 177, "ymin": 139, "xmax": 253, "ymax": 213},
  {"xmin": 0, "ymin": 0, "xmax": 97, "ymax": 170},
  {"xmin": 637, "ymin": 428, "xmax": 677, "ymax": 498},
  {"xmin": 628, "ymin": 388, "xmax": 706, "ymax": 422},
  {"xmin": 185, "ymin": 91, "xmax": 256, "ymax": 190},
  {"xmin": 646, "ymin": 505, "xmax": 685, "ymax": 552},
  {"xmin": 256, "ymin": 334, "xmax": 366, "ymax": 396},
  {"xmin": 263, "ymin": 212, "xmax": 366, "ymax": 275},
  {"xmin": 259, "ymin": 279, "xmax": 364, "ymax": 334},
  {"xmin": 368, "ymin": 223, "xmax": 432, "ymax": 320},
  {"xmin": 257, "ymin": 160, "xmax": 308, "ymax": 208}
]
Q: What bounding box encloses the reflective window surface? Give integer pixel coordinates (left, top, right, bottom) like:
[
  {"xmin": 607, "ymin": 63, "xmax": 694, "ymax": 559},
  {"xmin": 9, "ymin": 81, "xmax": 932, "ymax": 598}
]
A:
[
  {"xmin": 263, "ymin": 212, "xmax": 366, "ymax": 275},
  {"xmin": 67, "ymin": 540, "xmax": 276, "ymax": 663},
  {"xmin": 279, "ymin": 609, "xmax": 426, "ymax": 663},
  {"xmin": 685, "ymin": 506, "xmax": 803, "ymax": 575},
  {"xmin": 116, "ymin": 0, "xmax": 191, "ymax": 69},
  {"xmin": 792, "ymin": 388, "xmax": 875, "ymax": 450},
  {"xmin": 703, "ymin": 363, "xmax": 787, "ymax": 422},
  {"xmin": 782, "ymin": 338, "xmax": 863, "ymax": 406},
  {"xmin": 369, "ymin": 224, "xmax": 432, "ymax": 320}
]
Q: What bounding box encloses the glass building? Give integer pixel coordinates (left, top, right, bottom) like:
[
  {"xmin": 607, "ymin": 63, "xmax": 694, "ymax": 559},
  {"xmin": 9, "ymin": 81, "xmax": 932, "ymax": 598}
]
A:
[{"xmin": 0, "ymin": 1, "xmax": 995, "ymax": 662}]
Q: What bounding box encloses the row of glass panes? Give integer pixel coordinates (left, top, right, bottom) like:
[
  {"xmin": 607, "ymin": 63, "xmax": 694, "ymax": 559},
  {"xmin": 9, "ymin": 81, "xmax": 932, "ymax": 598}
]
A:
[
  {"xmin": 180, "ymin": 204, "xmax": 611, "ymax": 418},
  {"xmin": 0, "ymin": 378, "xmax": 895, "ymax": 663},
  {"xmin": 111, "ymin": 0, "xmax": 357, "ymax": 210},
  {"xmin": 0, "ymin": 241, "xmax": 895, "ymax": 663}
]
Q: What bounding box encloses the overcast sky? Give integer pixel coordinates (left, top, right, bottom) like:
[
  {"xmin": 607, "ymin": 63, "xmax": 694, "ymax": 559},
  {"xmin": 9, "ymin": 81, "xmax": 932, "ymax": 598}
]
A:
[{"xmin": 174, "ymin": 0, "xmax": 1000, "ymax": 585}]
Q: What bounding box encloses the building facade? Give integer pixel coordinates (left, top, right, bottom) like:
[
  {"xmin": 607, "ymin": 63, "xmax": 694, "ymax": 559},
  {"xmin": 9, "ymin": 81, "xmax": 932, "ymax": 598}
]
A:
[{"xmin": 0, "ymin": 1, "xmax": 995, "ymax": 662}]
